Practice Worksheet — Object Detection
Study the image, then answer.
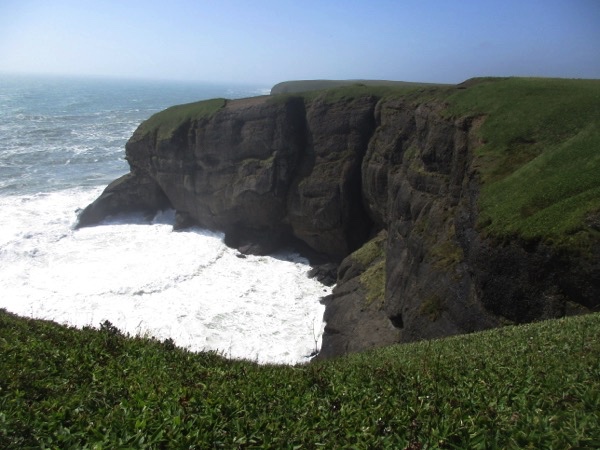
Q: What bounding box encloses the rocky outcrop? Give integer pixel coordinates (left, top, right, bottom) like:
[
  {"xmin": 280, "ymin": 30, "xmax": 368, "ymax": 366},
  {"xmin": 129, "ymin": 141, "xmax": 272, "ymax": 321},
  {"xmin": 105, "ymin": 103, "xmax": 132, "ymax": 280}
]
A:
[
  {"xmin": 75, "ymin": 172, "xmax": 170, "ymax": 228},
  {"xmin": 79, "ymin": 94, "xmax": 376, "ymax": 259},
  {"xmin": 77, "ymin": 87, "xmax": 599, "ymax": 358}
]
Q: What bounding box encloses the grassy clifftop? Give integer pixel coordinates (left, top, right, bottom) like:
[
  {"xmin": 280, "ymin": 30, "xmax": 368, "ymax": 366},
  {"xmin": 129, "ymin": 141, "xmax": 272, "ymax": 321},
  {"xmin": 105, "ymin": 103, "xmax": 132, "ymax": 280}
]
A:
[
  {"xmin": 446, "ymin": 78, "xmax": 600, "ymax": 249},
  {"xmin": 131, "ymin": 97, "xmax": 227, "ymax": 142},
  {"xmin": 1, "ymin": 309, "xmax": 598, "ymax": 448},
  {"xmin": 270, "ymin": 79, "xmax": 446, "ymax": 95}
]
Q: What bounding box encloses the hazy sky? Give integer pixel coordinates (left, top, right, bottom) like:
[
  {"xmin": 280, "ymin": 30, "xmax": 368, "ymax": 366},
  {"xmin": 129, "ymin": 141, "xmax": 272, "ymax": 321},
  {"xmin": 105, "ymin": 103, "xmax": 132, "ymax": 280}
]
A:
[{"xmin": 1, "ymin": 0, "xmax": 599, "ymax": 85}]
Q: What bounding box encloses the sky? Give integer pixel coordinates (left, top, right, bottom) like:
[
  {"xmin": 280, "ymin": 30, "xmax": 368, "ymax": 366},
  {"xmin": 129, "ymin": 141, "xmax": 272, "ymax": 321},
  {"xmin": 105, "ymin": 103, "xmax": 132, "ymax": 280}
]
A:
[{"xmin": 0, "ymin": 0, "xmax": 599, "ymax": 86}]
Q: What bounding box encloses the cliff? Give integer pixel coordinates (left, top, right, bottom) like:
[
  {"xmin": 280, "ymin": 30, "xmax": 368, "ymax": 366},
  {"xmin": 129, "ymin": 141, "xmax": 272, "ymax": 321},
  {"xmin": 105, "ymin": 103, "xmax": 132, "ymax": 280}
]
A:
[
  {"xmin": 270, "ymin": 79, "xmax": 445, "ymax": 95},
  {"xmin": 78, "ymin": 78, "xmax": 600, "ymax": 358}
]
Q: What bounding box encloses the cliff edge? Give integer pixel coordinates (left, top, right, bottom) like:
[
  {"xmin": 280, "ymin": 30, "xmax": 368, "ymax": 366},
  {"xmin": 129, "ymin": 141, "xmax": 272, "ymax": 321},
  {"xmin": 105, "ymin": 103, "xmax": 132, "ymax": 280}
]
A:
[{"xmin": 78, "ymin": 78, "xmax": 600, "ymax": 358}]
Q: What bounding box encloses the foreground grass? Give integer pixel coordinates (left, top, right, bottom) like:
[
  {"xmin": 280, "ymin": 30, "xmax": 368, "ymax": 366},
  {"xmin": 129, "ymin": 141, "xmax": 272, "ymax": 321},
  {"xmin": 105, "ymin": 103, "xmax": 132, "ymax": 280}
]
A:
[{"xmin": 1, "ymin": 309, "xmax": 598, "ymax": 448}]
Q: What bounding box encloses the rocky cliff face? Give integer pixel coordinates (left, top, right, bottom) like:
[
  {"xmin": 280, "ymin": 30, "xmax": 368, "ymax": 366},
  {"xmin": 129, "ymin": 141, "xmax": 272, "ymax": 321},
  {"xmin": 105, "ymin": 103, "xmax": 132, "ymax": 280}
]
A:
[{"xmin": 78, "ymin": 89, "xmax": 599, "ymax": 358}]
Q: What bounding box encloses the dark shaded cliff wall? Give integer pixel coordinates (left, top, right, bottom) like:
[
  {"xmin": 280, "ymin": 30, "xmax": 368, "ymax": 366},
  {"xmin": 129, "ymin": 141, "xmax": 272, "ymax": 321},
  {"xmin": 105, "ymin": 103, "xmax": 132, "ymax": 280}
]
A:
[
  {"xmin": 115, "ymin": 95, "xmax": 376, "ymax": 259},
  {"xmin": 318, "ymin": 100, "xmax": 500, "ymax": 356},
  {"xmin": 78, "ymin": 92, "xmax": 599, "ymax": 358}
]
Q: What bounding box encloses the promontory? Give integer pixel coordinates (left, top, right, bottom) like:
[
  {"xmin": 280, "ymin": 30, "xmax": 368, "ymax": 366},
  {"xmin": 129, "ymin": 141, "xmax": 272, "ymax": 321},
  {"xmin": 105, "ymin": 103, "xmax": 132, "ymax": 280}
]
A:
[{"xmin": 77, "ymin": 77, "xmax": 600, "ymax": 358}]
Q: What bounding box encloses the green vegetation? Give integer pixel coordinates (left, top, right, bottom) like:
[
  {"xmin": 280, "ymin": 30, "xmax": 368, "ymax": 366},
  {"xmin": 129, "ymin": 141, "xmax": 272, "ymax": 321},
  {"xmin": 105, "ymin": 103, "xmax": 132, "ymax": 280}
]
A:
[
  {"xmin": 352, "ymin": 232, "xmax": 387, "ymax": 306},
  {"xmin": 351, "ymin": 232, "xmax": 386, "ymax": 267},
  {"xmin": 430, "ymin": 239, "xmax": 464, "ymax": 270},
  {"xmin": 268, "ymin": 82, "xmax": 444, "ymax": 108},
  {"xmin": 135, "ymin": 97, "xmax": 227, "ymax": 141},
  {"xmin": 429, "ymin": 224, "xmax": 464, "ymax": 271},
  {"xmin": 420, "ymin": 295, "xmax": 446, "ymax": 321},
  {"xmin": 445, "ymin": 77, "xmax": 600, "ymax": 248},
  {"xmin": 360, "ymin": 259, "xmax": 386, "ymax": 307},
  {"xmin": 1, "ymin": 309, "xmax": 598, "ymax": 448},
  {"xmin": 270, "ymin": 79, "xmax": 447, "ymax": 95},
  {"xmin": 304, "ymin": 84, "xmax": 420, "ymax": 105}
]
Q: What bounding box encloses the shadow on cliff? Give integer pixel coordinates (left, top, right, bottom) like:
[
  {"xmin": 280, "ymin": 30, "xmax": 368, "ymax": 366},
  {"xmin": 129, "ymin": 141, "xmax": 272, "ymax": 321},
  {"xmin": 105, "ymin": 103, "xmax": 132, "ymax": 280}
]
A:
[{"xmin": 77, "ymin": 80, "xmax": 600, "ymax": 359}]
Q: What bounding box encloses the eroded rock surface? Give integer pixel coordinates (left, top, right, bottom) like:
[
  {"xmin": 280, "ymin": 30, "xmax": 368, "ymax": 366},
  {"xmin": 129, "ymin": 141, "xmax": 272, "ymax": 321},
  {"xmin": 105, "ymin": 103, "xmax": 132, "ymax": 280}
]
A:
[{"xmin": 78, "ymin": 90, "xmax": 599, "ymax": 358}]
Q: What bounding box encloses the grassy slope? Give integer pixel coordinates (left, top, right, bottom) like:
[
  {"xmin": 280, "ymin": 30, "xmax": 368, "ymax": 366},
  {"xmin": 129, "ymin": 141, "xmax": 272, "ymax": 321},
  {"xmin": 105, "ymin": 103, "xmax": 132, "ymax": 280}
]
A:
[
  {"xmin": 1, "ymin": 309, "xmax": 598, "ymax": 448},
  {"xmin": 445, "ymin": 78, "xmax": 600, "ymax": 249},
  {"xmin": 269, "ymin": 79, "xmax": 448, "ymax": 95},
  {"xmin": 131, "ymin": 97, "xmax": 227, "ymax": 142}
]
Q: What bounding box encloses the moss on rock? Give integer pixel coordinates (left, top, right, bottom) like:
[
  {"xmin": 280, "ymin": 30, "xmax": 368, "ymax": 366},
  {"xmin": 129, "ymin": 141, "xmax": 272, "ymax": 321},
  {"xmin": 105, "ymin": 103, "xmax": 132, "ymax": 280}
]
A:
[{"xmin": 135, "ymin": 98, "xmax": 227, "ymax": 141}]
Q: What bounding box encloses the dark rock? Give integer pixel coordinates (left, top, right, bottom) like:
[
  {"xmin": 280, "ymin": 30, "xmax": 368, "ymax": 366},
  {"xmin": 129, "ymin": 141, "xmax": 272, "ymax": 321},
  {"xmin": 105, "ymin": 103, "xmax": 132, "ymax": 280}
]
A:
[
  {"xmin": 223, "ymin": 225, "xmax": 285, "ymax": 256},
  {"xmin": 285, "ymin": 96, "xmax": 376, "ymax": 259},
  {"xmin": 308, "ymin": 263, "xmax": 338, "ymax": 286},
  {"xmin": 173, "ymin": 211, "xmax": 196, "ymax": 230},
  {"xmin": 317, "ymin": 279, "xmax": 401, "ymax": 359},
  {"xmin": 317, "ymin": 231, "xmax": 401, "ymax": 358},
  {"xmin": 79, "ymin": 89, "xmax": 600, "ymax": 359},
  {"xmin": 75, "ymin": 172, "xmax": 170, "ymax": 228}
]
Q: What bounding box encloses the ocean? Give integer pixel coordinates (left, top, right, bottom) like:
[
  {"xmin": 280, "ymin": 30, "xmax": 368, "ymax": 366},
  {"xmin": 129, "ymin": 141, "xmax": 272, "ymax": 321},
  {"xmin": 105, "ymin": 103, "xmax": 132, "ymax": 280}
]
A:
[{"xmin": 0, "ymin": 74, "xmax": 331, "ymax": 365}]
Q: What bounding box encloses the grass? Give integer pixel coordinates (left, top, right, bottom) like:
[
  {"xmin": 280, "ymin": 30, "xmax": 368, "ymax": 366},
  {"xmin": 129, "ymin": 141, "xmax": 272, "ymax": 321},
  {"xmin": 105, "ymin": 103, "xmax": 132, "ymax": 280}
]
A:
[
  {"xmin": 419, "ymin": 295, "xmax": 446, "ymax": 322},
  {"xmin": 270, "ymin": 79, "xmax": 448, "ymax": 95},
  {"xmin": 445, "ymin": 77, "xmax": 600, "ymax": 248},
  {"xmin": 267, "ymin": 82, "xmax": 443, "ymax": 108},
  {"xmin": 360, "ymin": 259, "xmax": 386, "ymax": 307},
  {"xmin": 351, "ymin": 232, "xmax": 386, "ymax": 267},
  {"xmin": 1, "ymin": 308, "xmax": 598, "ymax": 448},
  {"xmin": 428, "ymin": 222, "xmax": 464, "ymax": 271},
  {"xmin": 133, "ymin": 97, "xmax": 227, "ymax": 141},
  {"xmin": 350, "ymin": 232, "xmax": 387, "ymax": 306}
]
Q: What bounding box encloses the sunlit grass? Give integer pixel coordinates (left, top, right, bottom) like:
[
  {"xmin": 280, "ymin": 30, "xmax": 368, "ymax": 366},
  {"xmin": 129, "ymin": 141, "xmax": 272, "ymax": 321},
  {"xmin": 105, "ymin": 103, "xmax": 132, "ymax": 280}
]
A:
[
  {"xmin": 132, "ymin": 97, "xmax": 227, "ymax": 141},
  {"xmin": 1, "ymin": 309, "xmax": 598, "ymax": 448},
  {"xmin": 446, "ymin": 78, "xmax": 600, "ymax": 248}
]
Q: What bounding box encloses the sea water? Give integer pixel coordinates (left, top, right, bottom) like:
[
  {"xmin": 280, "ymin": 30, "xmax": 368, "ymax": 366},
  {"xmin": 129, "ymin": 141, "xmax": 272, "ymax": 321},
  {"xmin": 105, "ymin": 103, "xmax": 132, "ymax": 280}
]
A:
[{"xmin": 0, "ymin": 74, "xmax": 331, "ymax": 365}]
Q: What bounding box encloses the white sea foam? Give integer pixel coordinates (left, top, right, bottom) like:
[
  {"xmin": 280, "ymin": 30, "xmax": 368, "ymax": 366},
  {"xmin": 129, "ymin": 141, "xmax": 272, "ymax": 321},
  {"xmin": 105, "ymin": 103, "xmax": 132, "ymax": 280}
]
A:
[
  {"xmin": 0, "ymin": 75, "xmax": 311, "ymax": 364},
  {"xmin": 0, "ymin": 188, "xmax": 331, "ymax": 365}
]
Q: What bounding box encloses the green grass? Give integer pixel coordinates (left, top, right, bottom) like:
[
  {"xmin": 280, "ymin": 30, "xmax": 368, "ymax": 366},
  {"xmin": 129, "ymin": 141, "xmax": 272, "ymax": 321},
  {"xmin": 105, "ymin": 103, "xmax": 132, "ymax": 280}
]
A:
[
  {"xmin": 270, "ymin": 79, "xmax": 448, "ymax": 95},
  {"xmin": 419, "ymin": 295, "xmax": 446, "ymax": 322},
  {"xmin": 304, "ymin": 84, "xmax": 422, "ymax": 104},
  {"xmin": 351, "ymin": 232, "xmax": 386, "ymax": 267},
  {"xmin": 445, "ymin": 77, "xmax": 600, "ymax": 248},
  {"xmin": 268, "ymin": 82, "xmax": 446, "ymax": 108},
  {"xmin": 352, "ymin": 232, "xmax": 387, "ymax": 306},
  {"xmin": 360, "ymin": 259, "xmax": 386, "ymax": 307},
  {"xmin": 133, "ymin": 97, "xmax": 227, "ymax": 141},
  {"xmin": 1, "ymin": 308, "xmax": 598, "ymax": 448}
]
